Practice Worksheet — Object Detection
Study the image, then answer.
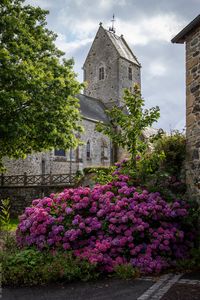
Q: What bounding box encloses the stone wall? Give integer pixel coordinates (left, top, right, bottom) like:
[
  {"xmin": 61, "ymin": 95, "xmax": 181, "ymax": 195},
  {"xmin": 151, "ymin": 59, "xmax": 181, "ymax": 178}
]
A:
[
  {"xmin": 84, "ymin": 26, "xmax": 120, "ymax": 107},
  {"xmin": 118, "ymin": 58, "xmax": 141, "ymax": 104},
  {"xmin": 3, "ymin": 118, "xmax": 111, "ymax": 176},
  {"xmin": 0, "ymin": 185, "xmax": 67, "ymax": 216},
  {"xmin": 81, "ymin": 119, "xmax": 111, "ymax": 168},
  {"xmin": 3, "ymin": 150, "xmax": 79, "ymax": 176},
  {"xmin": 185, "ymin": 24, "xmax": 200, "ymax": 202}
]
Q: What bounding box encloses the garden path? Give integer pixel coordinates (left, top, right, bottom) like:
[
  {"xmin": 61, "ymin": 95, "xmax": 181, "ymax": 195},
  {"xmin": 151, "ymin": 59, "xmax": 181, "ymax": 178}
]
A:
[{"xmin": 2, "ymin": 272, "xmax": 200, "ymax": 300}]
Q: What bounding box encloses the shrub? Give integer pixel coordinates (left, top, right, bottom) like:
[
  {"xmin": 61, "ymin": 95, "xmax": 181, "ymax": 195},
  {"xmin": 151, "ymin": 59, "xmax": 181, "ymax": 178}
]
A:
[
  {"xmin": 83, "ymin": 166, "xmax": 116, "ymax": 185},
  {"xmin": 16, "ymin": 171, "xmax": 196, "ymax": 275},
  {"xmin": 131, "ymin": 131, "xmax": 187, "ymax": 199},
  {"xmin": 114, "ymin": 264, "xmax": 139, "ymax": 280},
  {"xmin": 0, "ymin": 198, "xmax": 11, "ymax": 231},
  {"xmin": 176, "ymin": 248, "xmax": 200, "ymax": 272},
  {"xmin": 153, "ymin": 130, "xmax": 186, "ymax": 176},
  {"xmin": 1, "ymin": 248, "xmax": 99, "ymax": 286}
]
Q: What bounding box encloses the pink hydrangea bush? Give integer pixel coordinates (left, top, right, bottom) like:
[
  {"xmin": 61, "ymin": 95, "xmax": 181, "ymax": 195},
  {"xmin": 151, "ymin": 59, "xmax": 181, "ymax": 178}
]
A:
[{"xmin": 16, "ymin": 173, "xmax": 195, "ymax": 274}]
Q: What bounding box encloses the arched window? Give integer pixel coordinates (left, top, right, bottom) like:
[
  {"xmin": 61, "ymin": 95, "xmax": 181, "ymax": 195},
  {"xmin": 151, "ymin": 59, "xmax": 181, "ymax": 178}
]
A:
[
  {"xmin": 86, "ymin": 141, "xmax": 91, "ymax": 159},
  {"xmin": 99, "ymin": 62, "xmax": 105, "ymax": 80},
  {"xmin": 101, "ymin": 140, "xmax": 108, "ymax": 160},
  {"xmin": 76, "ymin": 146, "xmax": 83, "ymax": 162},
  {"xmin": 99, "ymin": 66, "xmax": 104, "ymax": 80}
]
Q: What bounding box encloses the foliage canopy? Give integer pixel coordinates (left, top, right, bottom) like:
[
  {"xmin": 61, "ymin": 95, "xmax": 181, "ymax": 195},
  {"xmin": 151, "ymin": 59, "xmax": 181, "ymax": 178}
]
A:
[
  {"xmin": 0, "ymin": 0, "xmax": 83, "ymax": 168},
  {"xmin": 96, "ymin": 84, "xmax": 160, "ymax": 166}
]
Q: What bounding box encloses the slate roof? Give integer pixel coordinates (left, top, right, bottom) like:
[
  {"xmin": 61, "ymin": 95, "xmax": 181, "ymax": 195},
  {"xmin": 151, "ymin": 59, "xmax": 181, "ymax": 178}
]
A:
[
  {"xmin": 77, "ymin": 95, "xmax": 159, "ymax": 143},
  {"xmin": 171, "ymin": 14, "xmax": 200, "ymax": 44},
  {"xmin": 77, "ymin": 94, "xmax": 109, "ymax": 123},
  {"xmin": 105, "ymin": 29, "xmax": 141, "ymax": 66}
]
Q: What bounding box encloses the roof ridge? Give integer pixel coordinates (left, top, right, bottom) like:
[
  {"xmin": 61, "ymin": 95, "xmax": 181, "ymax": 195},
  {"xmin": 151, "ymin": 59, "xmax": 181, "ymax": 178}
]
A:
[
  {"xmin": 104, "ymin": 28, "xmax": 121, "ymax": 38},
  {"xmin": 120, "ymin": 36, "xmax": 141, "ymax": 66},
  {"xmin": 172, "ymin": 14, "xmax": 200, "ymax": 43},
  {"xmin": 104, "ymin": 27, "xmax": 140, "ymax": 66}
]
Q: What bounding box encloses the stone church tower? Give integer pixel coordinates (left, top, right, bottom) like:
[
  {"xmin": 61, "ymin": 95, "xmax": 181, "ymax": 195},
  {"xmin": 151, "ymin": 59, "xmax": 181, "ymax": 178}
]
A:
[
  {"xmin": 83, "ymin": 23, "xmax": 141, "ymax": 107},
  {"xmin": 2, "ymin": 22, "xmax": 142, "ymax": 179}
]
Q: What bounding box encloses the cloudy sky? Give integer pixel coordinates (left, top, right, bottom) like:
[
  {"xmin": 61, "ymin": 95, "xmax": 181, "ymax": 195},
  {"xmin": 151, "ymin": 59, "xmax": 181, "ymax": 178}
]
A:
[{"xmin": 26, "ymin": 0, "xmax": 199, "ymax": 131}]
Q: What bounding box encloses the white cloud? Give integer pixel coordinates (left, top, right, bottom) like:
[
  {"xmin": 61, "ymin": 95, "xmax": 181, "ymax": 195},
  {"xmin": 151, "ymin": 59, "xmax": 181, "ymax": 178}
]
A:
[
  {"xmin": 56, "ymin": 33, "xmax": 92, "ymax": 55},
  {"xmin": 117, "ymin": 14, "xmax": 186, "ymax": 45},
  {"xmin": 58, "ymin": 12, "xmax": 186, "ymax": 50},
  {"xmin": 148, "ymin": 61, "xmax": 167, "ymax": 77},
  {"xmin": 59, "ymin": 15, "xmax": 98, "ymax": 39},
  {"xmin": 99, "ymin": 0, "xmax": 126, "ymax": 9},
  {"xmin": 25, "ymin": 0, "xmax": 54, "ymax": 9}
]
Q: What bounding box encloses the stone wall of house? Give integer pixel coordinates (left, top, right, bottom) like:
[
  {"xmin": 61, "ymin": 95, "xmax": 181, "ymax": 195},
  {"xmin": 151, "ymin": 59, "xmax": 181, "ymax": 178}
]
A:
[
  {"xmin": 185, "ymin": 24, "xmax": 200, "ymax": 202},
  {"xmin": 2, "ymin": 118, "xmax": 111, "ymax": 176}
]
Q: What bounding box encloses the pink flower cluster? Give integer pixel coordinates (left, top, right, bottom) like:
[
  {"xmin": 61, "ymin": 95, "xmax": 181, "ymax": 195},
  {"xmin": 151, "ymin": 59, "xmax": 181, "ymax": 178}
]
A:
[{"xmin": 16, "ymin": 173, "xmax": 195, "ymax": 274}]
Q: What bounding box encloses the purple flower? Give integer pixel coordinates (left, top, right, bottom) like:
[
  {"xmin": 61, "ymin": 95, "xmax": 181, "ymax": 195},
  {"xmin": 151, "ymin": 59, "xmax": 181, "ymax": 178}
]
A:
[
  {"xmin": 65, "ymin": 207, "xmax": 73, "ymax": 215},
  {"xmin": 16, "ymin": 167, "xmax": 195, "ymax": 275}
]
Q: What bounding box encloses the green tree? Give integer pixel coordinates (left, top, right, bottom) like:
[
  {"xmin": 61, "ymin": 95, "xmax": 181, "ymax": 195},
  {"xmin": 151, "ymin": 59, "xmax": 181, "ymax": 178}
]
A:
[
  {"xmin": 153, "ymin": 130, "xmax": 186, "ymax": 175},
  {"xmin": 96, "ymin": 84, "xmax": 160, "ymax": 167},
  {"xmin": 0, "ymin": 0, "xmax": 83, "ymax": 169}
]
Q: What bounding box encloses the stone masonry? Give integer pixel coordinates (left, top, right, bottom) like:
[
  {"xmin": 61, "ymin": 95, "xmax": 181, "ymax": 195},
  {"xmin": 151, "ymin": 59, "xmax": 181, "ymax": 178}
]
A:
[
  {"xmin": 0, "ymin": 186, "xmax": 69, "ymax": 216},
  {"xmin": 185, "ymin": 25, "xmax": 200, "ymax": 202},
  {"xmin": 83, "ymin": 24, "xmax": 141, "ymax": 108},
  {"xmin": 172, "ymin": 15, "xmax": 200, "ymax": 202},
  {"xmin": 3, "ymin": 118, "xmax": 111, "ymax": 175}
]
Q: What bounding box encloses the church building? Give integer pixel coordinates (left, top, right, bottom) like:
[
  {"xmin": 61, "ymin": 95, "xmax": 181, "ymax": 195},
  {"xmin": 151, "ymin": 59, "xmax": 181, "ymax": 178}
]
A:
[{"xmin": 3, "ymin": 22, "xmax": 141, "ymax": 176}]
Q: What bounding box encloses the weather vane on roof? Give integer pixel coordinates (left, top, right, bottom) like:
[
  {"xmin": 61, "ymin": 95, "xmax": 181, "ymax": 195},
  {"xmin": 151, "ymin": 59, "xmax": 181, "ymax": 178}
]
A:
[{"xmin": 109, "ymin": 14, "xmax": 116, "ymax": 33}]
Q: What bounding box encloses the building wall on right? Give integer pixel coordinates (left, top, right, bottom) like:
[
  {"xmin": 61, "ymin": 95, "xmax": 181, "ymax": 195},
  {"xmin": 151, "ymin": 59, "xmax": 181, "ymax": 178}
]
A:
[{"xmin": 185, "ymin": 24, "xmax": 200, "ymax": 202}]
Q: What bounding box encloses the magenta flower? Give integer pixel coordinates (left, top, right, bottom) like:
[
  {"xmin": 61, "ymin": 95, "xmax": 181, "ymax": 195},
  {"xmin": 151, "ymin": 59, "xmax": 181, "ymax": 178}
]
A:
[{"xmin": 16, "ymin": 163, "xmax": 196, "ymax": 275}]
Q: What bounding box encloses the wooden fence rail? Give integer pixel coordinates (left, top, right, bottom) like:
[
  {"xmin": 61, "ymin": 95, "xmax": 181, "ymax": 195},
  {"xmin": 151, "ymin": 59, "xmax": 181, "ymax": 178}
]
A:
[{"xmin": 0, "ymin": 173, "xmax": 77, "ymax": 187}]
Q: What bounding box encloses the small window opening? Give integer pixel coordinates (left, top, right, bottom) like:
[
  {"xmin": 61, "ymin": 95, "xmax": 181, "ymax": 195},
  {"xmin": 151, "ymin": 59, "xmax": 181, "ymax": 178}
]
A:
[
  {"xmin": 128, "ymin": 67, "xmax": 132, "ymax": 80},
  {"xmin": 54, "ymin": 149, "xmax": 66, "ymax": 156},
  {"xmin": 86, "ymin": 141, "xmax": 91, "ymax": 159},
  {"xmin": 99, "ymin": 67, "xmax": 105, "ymax": 80}
]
